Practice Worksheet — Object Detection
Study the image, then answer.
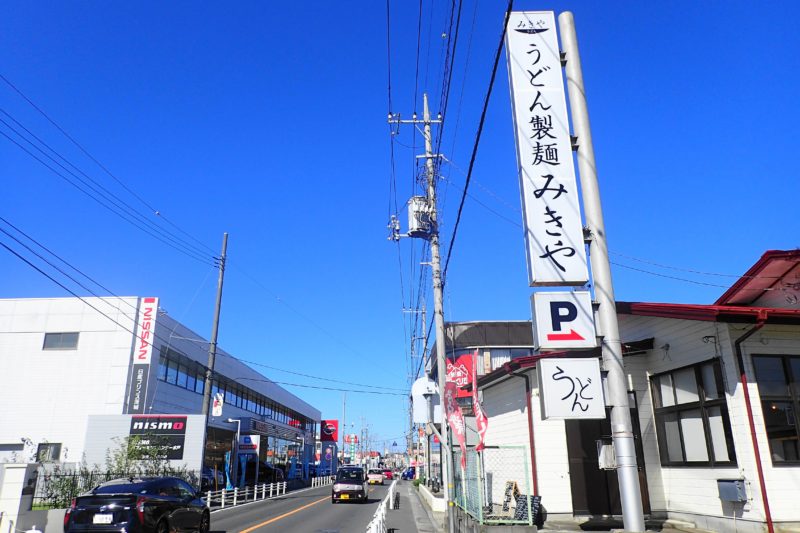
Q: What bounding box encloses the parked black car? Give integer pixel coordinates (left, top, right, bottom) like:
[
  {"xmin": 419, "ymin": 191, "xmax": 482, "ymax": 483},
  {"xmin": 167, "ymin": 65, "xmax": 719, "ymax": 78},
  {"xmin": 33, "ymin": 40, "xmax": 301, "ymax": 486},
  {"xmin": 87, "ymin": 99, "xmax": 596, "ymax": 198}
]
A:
[
  {"xmin": 64, "ymin": 477, "xmax": 209, "ymax": 533},
  {"xmin": 243, "ymin": 461, "xmax": 285, "ymax": 484}
]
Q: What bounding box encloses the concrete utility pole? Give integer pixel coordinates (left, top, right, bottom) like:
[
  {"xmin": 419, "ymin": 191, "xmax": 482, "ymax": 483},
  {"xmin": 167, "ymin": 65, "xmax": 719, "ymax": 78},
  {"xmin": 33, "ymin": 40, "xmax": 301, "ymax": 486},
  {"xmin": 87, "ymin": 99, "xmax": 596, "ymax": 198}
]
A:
[
  {"xmin": 558, "ymin": 12, "xmax": 645, "ymax": 531},
  {"xmin": 201, "ymin": 233, "xmax": 229, "ymax": 469},
  {"xmin": 389, "ymin": 93, "xmax": 452, "ymax": 533},
  {"xmin": 342, "ymin": 392, "xmax": 346, "ymax": 462},
  {"xmin": 421, "ymin": 93, "xmax": 455, "ymax": 533}
]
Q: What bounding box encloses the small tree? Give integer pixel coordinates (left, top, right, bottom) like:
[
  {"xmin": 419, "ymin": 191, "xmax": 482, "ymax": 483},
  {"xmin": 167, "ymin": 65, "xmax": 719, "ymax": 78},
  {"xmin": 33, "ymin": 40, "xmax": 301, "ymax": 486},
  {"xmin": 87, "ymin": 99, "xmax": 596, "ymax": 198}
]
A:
[{"xmin": 36, "ymin": 435, "xmax": 196, "ymax": 509}]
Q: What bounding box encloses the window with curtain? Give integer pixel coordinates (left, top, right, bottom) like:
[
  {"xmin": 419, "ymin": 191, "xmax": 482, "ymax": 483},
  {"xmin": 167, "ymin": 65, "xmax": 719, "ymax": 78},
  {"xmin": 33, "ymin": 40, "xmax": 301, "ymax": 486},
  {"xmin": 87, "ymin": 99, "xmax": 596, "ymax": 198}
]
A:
[{"xmin": 651, "ymin": 359, "xmax": 736, "ymax": 466}]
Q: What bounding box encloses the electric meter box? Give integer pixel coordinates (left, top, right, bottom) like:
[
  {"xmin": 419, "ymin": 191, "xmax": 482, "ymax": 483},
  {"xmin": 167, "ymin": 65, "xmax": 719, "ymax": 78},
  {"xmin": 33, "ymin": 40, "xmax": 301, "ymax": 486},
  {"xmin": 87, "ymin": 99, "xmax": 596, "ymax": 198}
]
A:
[{"xmin": 717, "ymin": 479, "xmax": 747, "ymax": 502}]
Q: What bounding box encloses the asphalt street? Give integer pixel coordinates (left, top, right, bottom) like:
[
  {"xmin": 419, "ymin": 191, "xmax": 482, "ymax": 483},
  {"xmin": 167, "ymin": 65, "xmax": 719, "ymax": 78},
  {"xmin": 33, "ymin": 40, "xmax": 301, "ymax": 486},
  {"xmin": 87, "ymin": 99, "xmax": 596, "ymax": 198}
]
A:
[{"xmin": 210, "ymin": 483, "xmax": 391, "ymax": 533}]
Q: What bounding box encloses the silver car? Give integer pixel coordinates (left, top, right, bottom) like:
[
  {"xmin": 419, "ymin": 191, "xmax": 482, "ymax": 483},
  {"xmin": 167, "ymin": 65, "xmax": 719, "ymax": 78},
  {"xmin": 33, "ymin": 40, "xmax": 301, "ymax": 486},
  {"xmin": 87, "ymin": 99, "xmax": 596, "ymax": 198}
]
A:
[{"xmin": 331, "ymin": 467, "xmax": 368, "ymax": 503}]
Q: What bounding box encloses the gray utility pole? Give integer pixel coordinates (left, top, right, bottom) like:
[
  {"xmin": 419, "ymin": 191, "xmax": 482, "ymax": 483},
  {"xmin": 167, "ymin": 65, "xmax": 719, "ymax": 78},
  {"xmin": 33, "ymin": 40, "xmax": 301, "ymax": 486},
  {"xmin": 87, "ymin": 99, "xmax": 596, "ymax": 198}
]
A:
[
  {"xmin": 201, "ymin": 233, "xmax": 229, "ymax": 469},
  {"xmin": 342, "ymin": 392, "xmax": 346, "ymax": 463},
  {"xmin": 558, "ymin": 12, "xmax": 645, "ymax": 532},
  {"xmin": 388, "ymin": 93, "xmax": 453, "ymax": 533}
]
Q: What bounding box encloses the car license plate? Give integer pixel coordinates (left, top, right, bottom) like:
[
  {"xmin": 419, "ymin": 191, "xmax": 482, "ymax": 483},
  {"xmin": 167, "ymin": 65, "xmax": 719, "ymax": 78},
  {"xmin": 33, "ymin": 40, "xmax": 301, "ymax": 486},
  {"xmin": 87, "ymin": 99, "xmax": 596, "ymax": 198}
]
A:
[
  {"xmin": 93, "ymin": 514, "xmax": 113, "ymax": 525},
  {"xmin": 341, "ymin": 494, "xmax": 349, "ymax": 499}
]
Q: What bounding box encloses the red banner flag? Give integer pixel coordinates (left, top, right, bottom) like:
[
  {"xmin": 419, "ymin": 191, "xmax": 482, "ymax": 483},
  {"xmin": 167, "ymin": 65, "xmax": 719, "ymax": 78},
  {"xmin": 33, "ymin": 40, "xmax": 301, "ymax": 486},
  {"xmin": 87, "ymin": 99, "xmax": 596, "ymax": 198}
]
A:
[
  {"xmin": 444, "ymin": 381, "xmax": 468, "ymax": 469},
  {"xmin": 472, "ymin": 351, "xmax": 488, "ymax": 451}
]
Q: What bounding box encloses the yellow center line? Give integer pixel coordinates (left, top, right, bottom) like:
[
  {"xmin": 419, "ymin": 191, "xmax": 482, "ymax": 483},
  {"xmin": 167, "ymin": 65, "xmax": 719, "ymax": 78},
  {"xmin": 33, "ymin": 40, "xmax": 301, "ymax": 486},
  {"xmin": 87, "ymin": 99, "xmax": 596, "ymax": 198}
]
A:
[{"xmin": 238, "ymin": 495, "xmax": 330, "ymax": 533}]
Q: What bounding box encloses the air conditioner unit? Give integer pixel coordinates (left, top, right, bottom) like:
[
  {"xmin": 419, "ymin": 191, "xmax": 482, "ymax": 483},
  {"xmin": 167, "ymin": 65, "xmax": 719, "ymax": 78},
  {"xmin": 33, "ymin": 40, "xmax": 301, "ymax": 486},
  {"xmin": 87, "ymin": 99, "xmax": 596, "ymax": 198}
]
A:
[{"xmin": 407, "ymin": 196, "xmax": 432, "ymax": 238}]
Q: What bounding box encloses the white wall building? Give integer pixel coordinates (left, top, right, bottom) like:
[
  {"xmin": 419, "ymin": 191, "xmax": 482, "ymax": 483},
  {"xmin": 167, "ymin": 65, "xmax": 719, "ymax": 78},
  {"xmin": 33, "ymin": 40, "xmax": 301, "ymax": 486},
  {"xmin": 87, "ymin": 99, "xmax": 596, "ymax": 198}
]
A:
[
  {"xmin": 430, "ymin": 250, "xmax": 800, "ymax": 532},
  {"xmin": 0, "ymin": 296, "xmax": 321, "ymax": 479}
]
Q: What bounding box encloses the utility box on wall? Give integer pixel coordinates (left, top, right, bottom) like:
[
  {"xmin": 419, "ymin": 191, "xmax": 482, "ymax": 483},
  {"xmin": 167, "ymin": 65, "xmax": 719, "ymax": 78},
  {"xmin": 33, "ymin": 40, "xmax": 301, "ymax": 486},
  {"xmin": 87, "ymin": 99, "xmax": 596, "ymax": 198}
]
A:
[{"xmin": 717, "ymin": 479, "xmax": 747, "ymax": 502}]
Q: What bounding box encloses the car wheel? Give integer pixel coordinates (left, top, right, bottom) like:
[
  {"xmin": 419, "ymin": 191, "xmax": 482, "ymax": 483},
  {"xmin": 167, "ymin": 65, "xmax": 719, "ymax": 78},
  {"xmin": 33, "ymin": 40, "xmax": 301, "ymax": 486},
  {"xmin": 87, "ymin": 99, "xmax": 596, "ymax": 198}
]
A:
[
  {"xmin": 198, "ymin": 512, "xmax": 210, "ymax": 533},
  {"xmin": 157, "ymin": 519, "xmax": 170, "ymax": 533}
]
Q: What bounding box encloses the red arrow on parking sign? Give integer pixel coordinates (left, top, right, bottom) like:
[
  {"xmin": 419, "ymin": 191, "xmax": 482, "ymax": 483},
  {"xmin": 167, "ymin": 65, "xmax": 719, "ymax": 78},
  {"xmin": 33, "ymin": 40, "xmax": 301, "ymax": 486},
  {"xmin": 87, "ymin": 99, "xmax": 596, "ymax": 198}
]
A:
[{"xmin": 546, "ymin": 329, "xmax": 585, "ymax": 341}]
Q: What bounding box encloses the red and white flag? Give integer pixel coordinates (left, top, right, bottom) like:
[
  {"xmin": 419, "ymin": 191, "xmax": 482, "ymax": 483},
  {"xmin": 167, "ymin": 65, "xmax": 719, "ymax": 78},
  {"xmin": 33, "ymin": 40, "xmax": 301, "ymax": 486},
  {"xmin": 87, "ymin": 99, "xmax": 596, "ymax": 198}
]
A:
[
  {"xmin": 472, "ymin": 352, "xmax": 488, "ymax": 451},
  {"xmin": 444, "ymin": 381, "xmax": 468, "ymax": 469}
]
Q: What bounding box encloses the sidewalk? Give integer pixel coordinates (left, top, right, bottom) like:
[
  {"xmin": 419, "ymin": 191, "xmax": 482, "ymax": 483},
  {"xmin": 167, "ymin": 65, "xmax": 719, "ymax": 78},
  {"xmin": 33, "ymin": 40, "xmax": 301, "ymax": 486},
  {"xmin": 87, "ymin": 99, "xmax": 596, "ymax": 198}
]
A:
[
  {"xmin": 382, "ymin": 483, "xmax": 711, "ymax": 533},
  {"xmin": 385, "ymin": 481, "xmax": 444, "ymax": 533}
]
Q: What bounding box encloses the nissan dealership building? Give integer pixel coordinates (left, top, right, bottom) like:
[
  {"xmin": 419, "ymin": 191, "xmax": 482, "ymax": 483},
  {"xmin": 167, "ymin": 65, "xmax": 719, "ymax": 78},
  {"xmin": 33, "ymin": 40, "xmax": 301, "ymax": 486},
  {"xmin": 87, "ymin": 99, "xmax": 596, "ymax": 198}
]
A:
[{"xmin": 0, "ymin": 296, "xmax": 321, "ymax": 480}]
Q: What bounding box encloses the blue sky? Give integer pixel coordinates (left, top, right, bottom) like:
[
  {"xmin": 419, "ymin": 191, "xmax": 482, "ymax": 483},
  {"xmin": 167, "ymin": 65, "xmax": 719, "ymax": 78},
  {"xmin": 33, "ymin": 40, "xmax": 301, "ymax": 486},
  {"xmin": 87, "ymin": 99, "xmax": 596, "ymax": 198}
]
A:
[{"xmin": 2, "ymin": 1, "xmax": 798, "ymax": 451}]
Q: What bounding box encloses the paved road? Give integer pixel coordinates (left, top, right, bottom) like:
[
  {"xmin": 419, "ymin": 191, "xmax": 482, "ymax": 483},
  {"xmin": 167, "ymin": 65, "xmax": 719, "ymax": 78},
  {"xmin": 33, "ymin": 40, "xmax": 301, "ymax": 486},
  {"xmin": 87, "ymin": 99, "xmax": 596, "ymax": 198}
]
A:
[{"xmin": 210, "ymin": 483, "xmax": 391, "ymax": 533}]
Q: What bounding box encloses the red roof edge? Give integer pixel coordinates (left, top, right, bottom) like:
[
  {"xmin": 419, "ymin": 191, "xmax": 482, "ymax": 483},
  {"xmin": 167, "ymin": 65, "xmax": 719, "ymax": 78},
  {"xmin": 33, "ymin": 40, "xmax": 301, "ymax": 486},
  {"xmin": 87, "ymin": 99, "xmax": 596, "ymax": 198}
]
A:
[
  {"xmin": 616, "ymin": 301, "xmax": 800, "ymax": 324},
  {"xmin": 714, "ymin": 249, "xmax": 800, "ymax": 305}
]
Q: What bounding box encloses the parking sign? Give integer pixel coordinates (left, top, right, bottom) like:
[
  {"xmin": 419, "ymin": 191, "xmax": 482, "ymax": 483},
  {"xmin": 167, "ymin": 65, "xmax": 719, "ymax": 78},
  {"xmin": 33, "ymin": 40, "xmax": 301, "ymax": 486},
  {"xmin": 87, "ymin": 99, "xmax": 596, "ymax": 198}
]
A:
[{"xmin": 532, "ymin": 291, "xmax": 596, "ymax": 349}]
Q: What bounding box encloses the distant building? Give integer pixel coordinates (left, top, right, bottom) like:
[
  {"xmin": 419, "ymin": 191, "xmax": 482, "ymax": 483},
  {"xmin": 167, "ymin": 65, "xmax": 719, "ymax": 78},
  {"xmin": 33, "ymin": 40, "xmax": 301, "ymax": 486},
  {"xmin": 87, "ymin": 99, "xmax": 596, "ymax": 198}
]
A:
[{"xmin": 0, "ymin": 296, "xmax": 320, "ymax": 480}]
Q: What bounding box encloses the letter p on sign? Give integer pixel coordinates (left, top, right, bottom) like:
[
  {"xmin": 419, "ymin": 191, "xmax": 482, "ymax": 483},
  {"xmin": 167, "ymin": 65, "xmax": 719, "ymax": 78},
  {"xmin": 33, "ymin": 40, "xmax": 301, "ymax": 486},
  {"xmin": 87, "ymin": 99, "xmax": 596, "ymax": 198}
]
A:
[{"xmin": 532, "ymin": 291, "xmax": 597, "ymax": 349}]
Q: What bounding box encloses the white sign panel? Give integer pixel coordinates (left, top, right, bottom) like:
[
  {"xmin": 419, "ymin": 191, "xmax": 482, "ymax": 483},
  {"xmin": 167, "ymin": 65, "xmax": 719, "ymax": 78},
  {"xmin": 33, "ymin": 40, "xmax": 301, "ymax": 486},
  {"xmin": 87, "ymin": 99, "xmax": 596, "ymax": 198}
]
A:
[
  {"xmin": 126, "ymin": 297, "xmax": 159, "ymax": 414},
  {"xmin": 506, "ymin": 11, "xmax": 588, "ymax": 286},
  {"xmin": 532, "ymin": 291, "xmax": 596, "ymax": 349},
  {"xmin": 238, "ymin": 434, "xmax": 261, "ymax": 455},
  {"xmin": 537, "ymin": 358, "xmax": 605, "ymax": 419},
  {"xmin": 211, "ymin": 392, "xmax": 224, "ymax": 417}
]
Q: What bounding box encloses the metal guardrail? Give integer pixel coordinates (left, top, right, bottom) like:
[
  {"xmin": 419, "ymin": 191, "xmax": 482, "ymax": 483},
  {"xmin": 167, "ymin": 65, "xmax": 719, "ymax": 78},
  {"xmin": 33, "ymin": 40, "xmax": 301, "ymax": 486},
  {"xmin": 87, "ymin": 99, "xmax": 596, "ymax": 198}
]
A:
[
  {"xmin": 365, "ymin": 479, "xmax": 397, "ymax": 533},
  {"xmin": 205, "ymin": 482, "xmax": 287, "ymax": 509}
]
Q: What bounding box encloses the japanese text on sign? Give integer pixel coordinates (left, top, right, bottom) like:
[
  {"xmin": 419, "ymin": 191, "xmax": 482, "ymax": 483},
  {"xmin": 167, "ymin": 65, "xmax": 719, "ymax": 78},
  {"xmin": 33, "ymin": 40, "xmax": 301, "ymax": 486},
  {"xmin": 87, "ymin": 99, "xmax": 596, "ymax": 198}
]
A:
[
  {"xmin": 537, "ymin": 358, "xmax": 605, "ymax": 419},
  {"xmin": 506, "ymin": 11, "xmax": 588, "ymax": 286}
]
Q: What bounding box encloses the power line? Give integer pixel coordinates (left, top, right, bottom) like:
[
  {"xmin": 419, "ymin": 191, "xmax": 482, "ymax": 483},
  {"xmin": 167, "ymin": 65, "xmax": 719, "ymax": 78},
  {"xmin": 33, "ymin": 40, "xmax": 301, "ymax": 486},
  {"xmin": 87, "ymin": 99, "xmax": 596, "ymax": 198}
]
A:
[
  {"xmin": 221, "ymin": 355, "xmax": 408, "ymax": 392},
  {"xmin": 0, "ymin": 128, "xmax": 214, "ymax": 265},
  {"xmin": 0, "ymin": 221, "xmax": 408, "ymax": 403},
  {"xmin": 442, "ymin": 1, "xmax": 513, "ymax": 280},
  {"xmin": 0, "ymin": 73, "xmax": 215, "ymax": 258},
  {"xmin": 610, "ymin": 261, "xmax": 732, "ymax": 289},
  {"xmin": 0, "ymin": 111, "xmax": 214, "ymax": 262},
  {"xmin": 227, "ymin": 261, "xmax": 370, "ymax": 361},
  {"xmin": 234, "ymin": 377, "xmax": 407, "ymax": 396}
]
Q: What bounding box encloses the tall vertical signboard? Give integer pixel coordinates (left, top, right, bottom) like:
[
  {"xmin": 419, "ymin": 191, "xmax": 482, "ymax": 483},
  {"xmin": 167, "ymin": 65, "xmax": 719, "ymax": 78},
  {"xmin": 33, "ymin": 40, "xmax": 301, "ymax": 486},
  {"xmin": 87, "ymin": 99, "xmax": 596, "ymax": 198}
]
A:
[
  {"xmin": 506, "ymin": 11, "xmax": 588, "ymax": 287},
  {"xmin": 126, "ymin": 297, "xmax": 159, "ymax": 414},
  {"xmin": 505, "ymin": 11, "xmax": 646, "ymax": 530}
]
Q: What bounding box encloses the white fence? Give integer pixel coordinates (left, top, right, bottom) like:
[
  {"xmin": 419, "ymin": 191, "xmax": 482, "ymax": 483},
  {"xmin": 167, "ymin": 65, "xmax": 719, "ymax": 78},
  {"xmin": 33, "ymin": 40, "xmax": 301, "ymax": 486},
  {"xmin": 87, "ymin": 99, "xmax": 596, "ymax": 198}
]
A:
[
  {"xmin": 311, "ymin": 475, "xmax": 335, "ymax": 488},
  {"xmin": 365, "ymin": 479, "xmax": 398, "ymax": 533},
  {"xmin": 205, "ymin": 482, "xmax": 287, "ymax": 509}
]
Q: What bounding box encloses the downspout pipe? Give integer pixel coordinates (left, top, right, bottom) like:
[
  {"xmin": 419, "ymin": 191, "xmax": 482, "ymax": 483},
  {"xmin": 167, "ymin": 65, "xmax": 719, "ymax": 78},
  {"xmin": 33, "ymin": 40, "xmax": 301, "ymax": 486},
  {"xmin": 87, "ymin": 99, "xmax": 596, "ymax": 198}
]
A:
[
  {"xmin": 513, "ymin": 371, "xmax": 539, "ymax": 496},
  {"xmin": 733, "ymin": 314, "xmax": 773, "ymax": 533}
]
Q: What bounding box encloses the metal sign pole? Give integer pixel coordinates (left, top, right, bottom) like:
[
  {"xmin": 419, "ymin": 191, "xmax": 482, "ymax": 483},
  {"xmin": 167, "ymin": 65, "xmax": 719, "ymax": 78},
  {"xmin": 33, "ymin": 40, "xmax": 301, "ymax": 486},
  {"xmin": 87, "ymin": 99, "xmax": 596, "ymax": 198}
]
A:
[{"xmin": 557, "ymin": 11, "xmax": 645, "ymax": 532}]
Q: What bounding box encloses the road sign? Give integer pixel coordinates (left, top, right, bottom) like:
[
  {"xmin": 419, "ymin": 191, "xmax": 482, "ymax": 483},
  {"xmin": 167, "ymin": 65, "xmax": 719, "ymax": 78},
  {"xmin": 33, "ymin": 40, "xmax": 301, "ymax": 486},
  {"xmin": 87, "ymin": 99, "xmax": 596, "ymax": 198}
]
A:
[{"xmin": 532, "ymin": 291, "xmax": 596, "ymax": 349}]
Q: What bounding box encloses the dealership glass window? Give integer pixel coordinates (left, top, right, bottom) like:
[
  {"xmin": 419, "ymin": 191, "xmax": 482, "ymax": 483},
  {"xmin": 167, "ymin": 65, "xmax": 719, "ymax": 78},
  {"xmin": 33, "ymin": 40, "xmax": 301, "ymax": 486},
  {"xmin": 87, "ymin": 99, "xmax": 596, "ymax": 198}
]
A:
[
  {"xmin": 176, "ymin": 364, "xmax": 189, "ymax": 388},
  {"xmin": 154, "ymin": 352, "xmax": 313, "ymax": 431},
  {"xmin": 157, "ymin": 358, "xmax": 168, "ymax": 381},
  {"xmin": 752, "ymin": 355, "xmax": 800, "ymax": 464},
  {"xmin": 651, "ymin": 359, "xmax": 736, "ymax": 466},
  {"xmin": 43, "ymin": 332, "xmax": 79, "ymax": 350}
]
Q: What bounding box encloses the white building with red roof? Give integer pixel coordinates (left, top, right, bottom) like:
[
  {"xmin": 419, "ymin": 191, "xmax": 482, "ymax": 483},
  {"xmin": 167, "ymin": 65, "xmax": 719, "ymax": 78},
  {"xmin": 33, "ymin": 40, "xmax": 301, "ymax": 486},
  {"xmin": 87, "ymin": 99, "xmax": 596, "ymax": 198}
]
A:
[{"xmin": 432, "ymin": 250, "xmax": 800, "ymax": 532}]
